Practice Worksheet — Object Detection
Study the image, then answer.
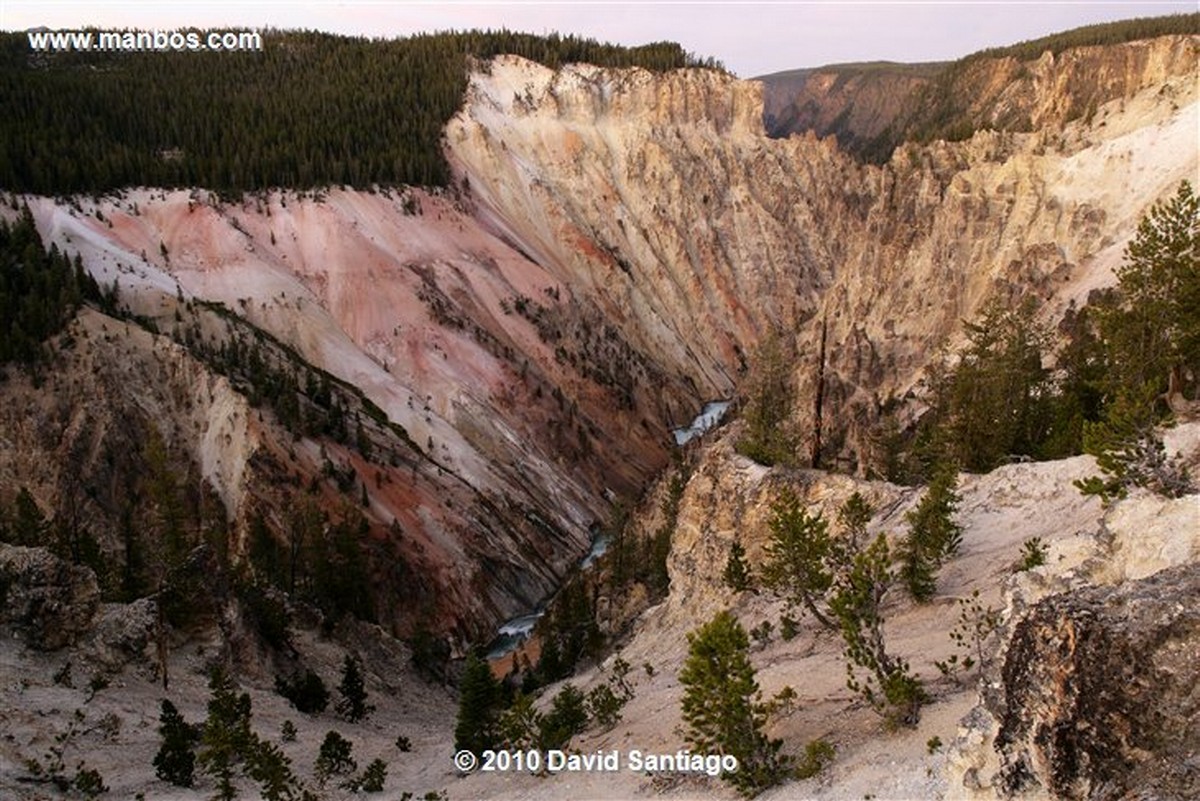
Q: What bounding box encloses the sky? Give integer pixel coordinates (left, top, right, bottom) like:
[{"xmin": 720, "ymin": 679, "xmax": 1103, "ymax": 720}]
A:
[{"xmin": 1, "ymin": 1, "xmax": 1194, "ymax": 77}]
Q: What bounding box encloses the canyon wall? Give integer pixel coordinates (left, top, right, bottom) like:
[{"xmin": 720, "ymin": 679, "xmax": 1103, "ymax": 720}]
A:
[
  {"xmin": 8, "ymin": 34, "xmax": 1197, "ymax": 644},
  {"xmin": 447, "ymin": 36, "xmax": 1198, "ymax": 467}
]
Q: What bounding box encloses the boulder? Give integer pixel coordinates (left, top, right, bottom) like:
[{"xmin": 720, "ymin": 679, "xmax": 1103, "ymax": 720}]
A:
[{"xmin": 0, "ymin": 544, "xmax": 100, "ymax": 650}]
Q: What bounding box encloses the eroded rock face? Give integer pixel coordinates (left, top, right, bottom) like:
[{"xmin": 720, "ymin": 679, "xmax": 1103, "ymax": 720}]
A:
[
  {"xmin": 990, "ymin": 563, "xmax": 1199, "ymax": 800},
  {"xmin": 0, "ymin": 545, "xmax": 100, "ymax": 650},
  {"xmin": 447, "ymin": 38, "xmax": 1199, "ymax": 469}
]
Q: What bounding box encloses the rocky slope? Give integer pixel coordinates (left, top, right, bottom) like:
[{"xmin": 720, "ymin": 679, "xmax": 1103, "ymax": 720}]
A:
[
  {"xmin": 450, "ymin": 421, "xmax": 1200, "ymax": 800},
  {"xmin": 3, "ymin": 419, "xmax": 1193, "ymax": 801}
]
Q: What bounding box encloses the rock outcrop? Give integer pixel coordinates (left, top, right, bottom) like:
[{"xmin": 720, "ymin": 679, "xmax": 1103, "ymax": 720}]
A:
[
  {"xmin": 948, "ymin": 454, "xmax": 1200, "ymax": 799},
  {"xmin": 988, "ymin": 564, "xmax": 1199, "ymax": 799},
  {"xmin": 0, "ymin": 545, "xmax": 100, "ymax": 650}
]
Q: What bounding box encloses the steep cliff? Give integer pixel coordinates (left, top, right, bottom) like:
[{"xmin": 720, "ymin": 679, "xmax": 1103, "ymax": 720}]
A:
[
  {"xmin": 446, "ymin": 36, "xmax": 1199, "ymax": 470},
  {"xmin": 11, "ymin": 189, "xmax": 695, "ymax": 645}
]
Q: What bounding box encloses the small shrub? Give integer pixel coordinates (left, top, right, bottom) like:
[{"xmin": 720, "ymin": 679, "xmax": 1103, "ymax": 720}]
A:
[
  {"xmin": 395, "ymin": 734, "xmax": 411, "ymax": 752},
  {"xmin": 901, "ymin": 465, "xmax": 961, "ymax": 602},
  {"xmin": 795, "ymin": 738, "xmax": 835, "ymax": 779},
  {"xmin": 85, "ymin": 673, "xmax": 109, "ymax": 702},
  {"xmin": 350, "ymin": 758, "xmax": 388, "ymax": 792},
  {"xmin": 780, "ymin": 614, "xmax": 799, "ymax": 641},
  {"xmin": 934, "ymin": 590, "xmax": 1000, "ymax": 685},
  {"xmin": 539, "ymin": 685, "xmax": 588, "ymax": 749},
  {"xmin": 926, "ymin": 735, "xmax": 943, "ymax": 754},
  {"xmin": 750, "ymin": 619, "xmax": 774, "ymax": 645},
  {"xmin": 723, "ymin": 540, "xmax": 753, "ymax": 591},
  {"xmin": 1015, "ymin": 537, "xmax": 1047, "ymax": 572},
  {"xmin": 281, "ymin": 720, "xmax": 297, "ymax": 743},
  {"xmin": 498, "ymin": 692, "xmax": 543, "ymax": 750},
  {"xmin": 768, "ymin": 685, "xmax": 797, "ymax": 718},
  {"xmin": 73, "ymin": 767, "xmax": 108, "ymax": 799},
  {"xmin": 586, "ymin": 684, "xmax": 623, "ymax": 729}
]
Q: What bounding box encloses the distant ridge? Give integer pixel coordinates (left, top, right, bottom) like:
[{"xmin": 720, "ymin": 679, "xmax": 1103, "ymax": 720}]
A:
[{"xmin": 758, "ymin": 12, "xmax": 1200, "ymax": 161}]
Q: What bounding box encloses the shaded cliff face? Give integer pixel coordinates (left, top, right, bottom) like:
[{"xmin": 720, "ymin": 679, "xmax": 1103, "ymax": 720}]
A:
[
  {"xmin": 758, "ymin": 62, "xmax": 943, "ymax": 149},
  {"xmin": 447, "ymin": 37, "xmax": 1198, "ymax": 468}
]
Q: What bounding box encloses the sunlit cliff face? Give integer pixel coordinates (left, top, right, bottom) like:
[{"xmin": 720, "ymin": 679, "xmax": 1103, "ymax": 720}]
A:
[{"xmin": 447, "ymin": 40, "xmax": 1197, "ymax": 464}]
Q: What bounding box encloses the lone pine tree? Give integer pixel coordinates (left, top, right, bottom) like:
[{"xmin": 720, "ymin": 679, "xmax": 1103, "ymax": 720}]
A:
[
  {"xmin": 153, "ymin": 699, "xmax": 198, "ymax": 787},
  {"xmin": 336, "ymin": 655, "xmax": 374, "ymax": 723},
  {"xmin": 679, "ymin": 610, "xmax": 791, "ymax": 797},
  {"xmin": 454, "ymin": 649, "xmax": 501, "ymax": 755}
]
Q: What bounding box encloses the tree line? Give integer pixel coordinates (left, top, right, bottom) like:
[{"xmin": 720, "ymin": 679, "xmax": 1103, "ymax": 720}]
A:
[{"xmin": 0, "ymin": 29, "xmax": 721, "ymax": 194}]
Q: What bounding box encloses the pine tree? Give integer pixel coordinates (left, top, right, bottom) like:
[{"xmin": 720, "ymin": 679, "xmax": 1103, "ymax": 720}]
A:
[
  {"xmin": 498, "ymin": 692, "xmax": 544, "ymax": 750},
  {"xmin": 829, "ymin": 535, "xmax": 925, "ymax": 728},
  {"xmin": 11, "ymin": 487, "xmax": 49, "ymax": 546},
  {"xmin": 538, "ymin": 684, "xmax": 588, "ymax": 749},
  {"xmin": 1077, "ymin": 181, "xmax": 1199, "ymax": 500},
  {"xmin": 314, "ymin": 730, "xmax": 356, "ymax": 786},
  {"xmin": 348, "ymin": 758, "xmax": 388, "ymax": 793},
  {"xmin": 938, "ymin": 297, "xmax": 1052, "ymax": 471},
  {"xmin": 153, "ymin": 699, "xmax": 199, "ymax": 787},
  {"xmin": 197, "ymin": 666, "xmax": 254, "ymax": 801},
  {"xmin": 1075, "ymin": 382, "xmax": 1193, "ymax": 502},
  {"xmin": 454, "ymin": 650, "xmax": 501, "ymax": 755},
  {"xmin": 761, "ymin": 489, "xmax": 837, "ymax": 629},
  {"xmin": 900, "ymin": 463, "xmax": 961, "ymax": 601},
  {"xmin": 1099, "ymin": 180, "xmax": 1199, "ymax": 399},
  {"xmin": 244, "ymin": 739, "xmax": 300, "ymax": 801},
  {"xmin": 837, "ymin": 491, "xmax": 873, "ymax": 552},
  {"xmin": 723, "ymin": 540, "xmax": 753, "ymax": 592},
  {"xmin": 336, "ymin": 655, "xmax": 374, "ymax": 723},
  {"xmin": 275, "ymin": 668, "xmax": 330, "ymax": 714},
  {"xmin": 736, "ymin": 329, "xmax": 800, "ymax": 467},
  {"xmin": 679, "ymin": 611, "xmax": 791, "ymax": 797}
]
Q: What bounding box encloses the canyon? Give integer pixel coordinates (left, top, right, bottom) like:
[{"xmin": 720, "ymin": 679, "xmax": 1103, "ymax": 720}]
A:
[{"xmin": 0, "ymin": 28, "xmax": 1197, "ymax": 801}]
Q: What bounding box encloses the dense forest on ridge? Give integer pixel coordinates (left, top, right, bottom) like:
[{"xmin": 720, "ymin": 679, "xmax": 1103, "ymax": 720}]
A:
[{"xmin": 0, "ymin": 29, "xmax": 720, "ymax": 194}]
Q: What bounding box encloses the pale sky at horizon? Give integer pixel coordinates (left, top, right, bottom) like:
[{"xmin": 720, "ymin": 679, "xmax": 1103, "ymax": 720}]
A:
[{"xmin": 1, "ymin": 1, "xmax": 1194, "ymax": 77}]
